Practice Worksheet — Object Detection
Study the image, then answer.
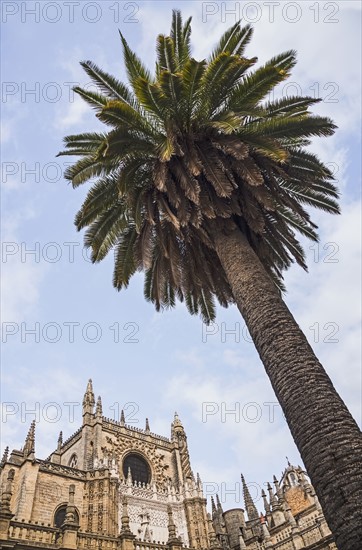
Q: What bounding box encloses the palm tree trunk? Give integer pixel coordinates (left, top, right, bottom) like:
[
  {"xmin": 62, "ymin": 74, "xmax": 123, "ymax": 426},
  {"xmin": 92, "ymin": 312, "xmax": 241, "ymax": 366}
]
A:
[{"xmin": 212, "ymin": 227, "xmax": 362, "ymax": 550}]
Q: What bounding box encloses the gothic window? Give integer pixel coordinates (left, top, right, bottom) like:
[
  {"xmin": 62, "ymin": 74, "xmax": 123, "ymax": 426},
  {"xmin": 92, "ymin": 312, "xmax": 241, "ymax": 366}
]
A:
[
  {"xmin": 54, "ymin": 504, "xmax": 79, "ymax": 528},
  {"xmin": 289, "ymin": 472, "xmax": 297, "ymax": 486},
  {"xmin": 123, "ymin": 453, "xmax": 151, "ymax": 484},
  {"xmin": 54, "ymin": 505, "xmax": 67, "ymax": 528},
  {"xmin": 68, "ymin": 453, "xmax": 78, "ymax": 468}
]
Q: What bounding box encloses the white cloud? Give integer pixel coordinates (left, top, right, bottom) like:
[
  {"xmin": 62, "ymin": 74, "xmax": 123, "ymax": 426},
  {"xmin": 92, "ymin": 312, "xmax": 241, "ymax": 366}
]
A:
[
  {"xmin": 0, "ymin": 367, "xmax": 85, "ymax": 459},
  {"xmin": 54, "ymin": 95, "xmax": 91, "ymax": 130},
  {"xmin": 164, "ymin": 357, "xmax": 301, "ymax": 508},
  {"xmin": 1, "ymin": 121, "xmax": 12, "ymax": 144},
  {"xmin": 1, "ymin": 209, "xmax": 49, "ymax": 323},
  {"xmin": 284, "ymin": 198, "xmax": 362, "ymax": 422}
]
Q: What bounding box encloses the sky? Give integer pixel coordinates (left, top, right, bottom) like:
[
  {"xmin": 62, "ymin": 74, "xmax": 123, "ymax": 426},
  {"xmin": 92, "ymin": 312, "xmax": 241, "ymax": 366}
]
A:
[{"xmin": 1, "ymin": 0, "xmax": 361, "ymax": 513}]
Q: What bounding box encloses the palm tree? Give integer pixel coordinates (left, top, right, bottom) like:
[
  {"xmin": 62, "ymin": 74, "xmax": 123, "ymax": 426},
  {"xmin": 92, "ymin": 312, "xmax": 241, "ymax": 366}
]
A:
[{"xmin": 58, "ymin": 11, "xmax": 362, "ymax": 548}]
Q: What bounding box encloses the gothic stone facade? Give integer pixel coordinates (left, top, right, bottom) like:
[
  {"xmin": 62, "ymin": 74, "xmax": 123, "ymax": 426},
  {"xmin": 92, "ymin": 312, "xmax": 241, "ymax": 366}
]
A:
[{"xmin": 0, "ymin": 380, "xmax": 336, "ymax": 550}]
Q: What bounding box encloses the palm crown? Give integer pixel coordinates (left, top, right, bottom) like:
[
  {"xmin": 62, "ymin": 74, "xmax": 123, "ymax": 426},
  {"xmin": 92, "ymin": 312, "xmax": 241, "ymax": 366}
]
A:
[{"xmin": 58, "ymin": 10, "xmax": 339, "ymax": 322}]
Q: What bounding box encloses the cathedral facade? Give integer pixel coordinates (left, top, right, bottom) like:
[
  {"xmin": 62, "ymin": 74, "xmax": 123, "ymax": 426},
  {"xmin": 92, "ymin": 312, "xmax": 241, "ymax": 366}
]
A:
[{"xmin": 0, "ymin": 380, "xmax": 336, "ymax": 549}]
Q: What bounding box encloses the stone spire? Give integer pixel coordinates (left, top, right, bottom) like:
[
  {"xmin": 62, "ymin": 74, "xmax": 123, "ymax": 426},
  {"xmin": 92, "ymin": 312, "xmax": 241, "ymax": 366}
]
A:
[
  {"xmin": 0, "ymin": 468, "xmax": 15, "ymax": 541},
  {"xmin": 267, "ymin": 482, "xmax": 277, "ymax": 507},
  {"xmin": 63, "ymin": 485, "xmax": 79, "ymax": 527},
  {"xmin": 0, "ymin": 446, "xmax": 9, "ymax": 468},
  {"xmin": 268, "ymin": 482, "xmax": 286, "ymax": 526},
  {"xmin": 241, "ymin": 473, "xmax": 258, "ymax": 521},
  {"xmin": 0, "ymin": 468, "xmax": 15, "ymax": 512},
  {"xmin": 211, "ymin": 496, "xmax": 217, "ymax": 516},
  {"xmin": 23, "ymin": 420, "xmax": 35, "ymax": 458},
  {"xmin": 96, "ymin": 396, "xmax": 102, "ymax": 418},
  {"xmin": 196, "ymin": 472, "xmax": 204, "ymax": 498},
  {"xmin": 216, "ymin": 493, "xmax": 224, "ymax": 514},
  {"xmin": 207, "ymin": 512, "xmax": 222, "ymax": 550},
  {"xmin": 262, "ymin": 489, "xmax": 271, "ymax": 513},
  {"xmin": 120, "ymin": 495, "xmax": 133, "ymax": 534},
  {"xmin": 57, "ymin": 431, "xmax": 63, "ymax": 452},
  {"xmin": 82, "ymin": 379, "xmax": 95, "ymax": 417},
  {"xmin": 260, "ymin": 514, "xmax": 273, "ymax": 549},
  {"xmin": 273, "ymin": 475, "xmax": 283, "ymax": 501},
  {"xmin": 145, "ymin": 418, "xmax": 150, "ymax": 433},
  {"xmin": 171, "ymin": 411, "xmax": 192, "ymax": 480},
  {"xmin": 126, "ymin": 466, "xmax": 133, "ymax": 486},
  {"xmin": 167, "ymin": 505, "xmax": 177, "ymax": 540},
  {"xmin": 171, "ymin": 412, "xmax": 184, "ymax": 439},
  {"xmin": 120, "ymin": 409, "xmax": 125, "ymax": 425},
  {"xmin": 60, "ymin": 484, "xmax": 80, "ymax": 549}
]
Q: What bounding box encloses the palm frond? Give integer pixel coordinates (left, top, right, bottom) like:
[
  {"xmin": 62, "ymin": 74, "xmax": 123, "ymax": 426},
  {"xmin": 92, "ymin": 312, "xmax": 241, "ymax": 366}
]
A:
[
  {"xmin": 171, "ymin": 10, "xmax": 192, "ymax": 68},
  {"xmin": 80, "ymin": 60, "xmax": 137, "ymax": 107},
  {"xmin": 119, "ymin": 32, "xmax": 152, "ymax": 87},
  {"xmin": 209, "ymin": 22, "xmax": 253, "ymax": 61}
]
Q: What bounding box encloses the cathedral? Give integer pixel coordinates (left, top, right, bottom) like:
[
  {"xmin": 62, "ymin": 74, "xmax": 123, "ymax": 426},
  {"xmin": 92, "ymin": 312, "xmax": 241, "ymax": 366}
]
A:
[{"xmin": 0, "ymin": 380, "xmax": 336, "ymax": 549}]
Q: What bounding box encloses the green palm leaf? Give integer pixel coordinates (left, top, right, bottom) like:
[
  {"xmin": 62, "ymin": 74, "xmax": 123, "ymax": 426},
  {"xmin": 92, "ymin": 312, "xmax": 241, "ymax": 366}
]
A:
[{"xmin": 58, "ymin": 12, "xmax": 339, "ymax": 323}]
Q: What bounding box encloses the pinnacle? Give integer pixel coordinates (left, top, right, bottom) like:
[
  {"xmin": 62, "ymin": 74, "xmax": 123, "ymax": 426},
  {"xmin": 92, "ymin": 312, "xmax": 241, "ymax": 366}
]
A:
[
  {"xmin": 96, "ymin": 395, "xmax": 103, "ymax": 416},
  {"xmin": 241, "ymin": 472, "xmax": 258, "ymax": 521},
  {"xmin": 24, "ymin": 420, "xmax": 36, "ymax": 454},
  {"xmin": 1, "ymin": 446, "xmax": 9, "ymax": 466}
]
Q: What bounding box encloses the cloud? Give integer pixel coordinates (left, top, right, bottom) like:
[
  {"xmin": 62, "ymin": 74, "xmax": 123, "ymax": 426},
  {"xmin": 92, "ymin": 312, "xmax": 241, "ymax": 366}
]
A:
[
  {"xmin": 1, "ymin": 209, "xmax": 49, "ymax": 322},
  {"xmin": 54, "ymin": 95, "xmax": 91, "ymax": 130},
  {"xmin": 284, "ymin": 198, "xmax": 362, "ymax": 423},
  {"xmin": 0, "ymin": 367, "xmax": 85, "ymax": 459},
  {"xmin": 164, "ymin": 357, "xmax": 300, "ymax": 508}
]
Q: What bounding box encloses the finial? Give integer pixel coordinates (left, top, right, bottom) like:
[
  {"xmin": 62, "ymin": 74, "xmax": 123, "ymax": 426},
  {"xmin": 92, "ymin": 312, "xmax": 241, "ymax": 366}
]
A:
[
  {"xmin": 216, "ymin": 493, "xmax": 223, "ymax": 514},
  {"xmin": 262, "ymin": 489, "xmax": 271, "ymax": 513},
  {"xmin": 207, "ymin": 512, "xmax": 220, "ymax": 549},
  {"xmin": 83, "ymin": 379, "xmax": 95, "ymax": 406},
  {"xmin": 145, "ymin": 418, "xmax": 150, "ymax": 432},
  {"xmin": 96, "ymin": 396, "xmax": 103, "ymax": 417},
  {"xmin": 241, "ymin": 473, "xmax": 258, "ymax": 521},
  {"xmin": 211, "ymin": 496, "xmax": 217, "ymax": 515},
  {"xmin": 57, "ymin": 431, "xmax": 63, "ymax": 452},
  {"xmin": 23, "ymin": 420, "xmax": 36, "ymax": 458},
  {"xmin": 126, "ymin": 466, "xmax": 133, "ymax": 485},
  {"xmin": 0, "ymin": 468, "xmax": 15, "ymax": 512},
  {"xmin": 120, "ymin": 410, "xmax": 125, "ymax": 425},
  {"xmin": 173, "ymin": 412, "xmax": 183, "ymax": 426},
  {"xmin": 62, "ymin": 484, "xmax": 79, "ymax": 527},
  {"xmin": 167, "ymin": 505, "xmax": 179, "ymax": 543},
  {"xmin": 69, "ymin": 484, "xmax": 75, "ymax": 503},
  {"xmin": 121, "ymin": 495, "xmax": 132, "ymax": 534},
  {"xmin": 267, "ymin": 482, "xmax": 277, "ymax": 507},
  {"xmin": 260, "ymin": 514, "xmax": 271, "ymax": 542},
  {"xmin": 273, "ymin": 475, "xmax": 283, "ymax": 500},
  {"xmin": 0, "ymin": 446, "xmax": 9, "ymax": 467}
]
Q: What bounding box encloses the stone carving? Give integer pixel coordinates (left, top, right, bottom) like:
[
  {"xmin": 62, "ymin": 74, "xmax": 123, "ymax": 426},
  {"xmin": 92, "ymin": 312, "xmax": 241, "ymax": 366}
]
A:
[{"xmin": 102, "ymin": 436, "xmax": 170, "ymax": 486}]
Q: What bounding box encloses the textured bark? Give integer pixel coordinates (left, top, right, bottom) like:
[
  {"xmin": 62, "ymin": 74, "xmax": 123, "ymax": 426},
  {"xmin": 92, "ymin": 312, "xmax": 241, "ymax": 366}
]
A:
[{"xmin": 212, "ymin": 227, "xmax": 362, "ymax": 550}]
